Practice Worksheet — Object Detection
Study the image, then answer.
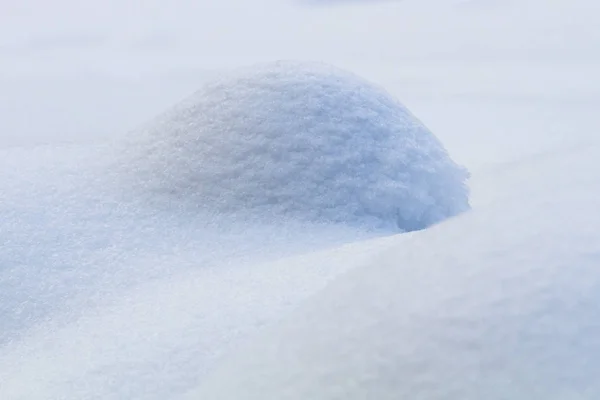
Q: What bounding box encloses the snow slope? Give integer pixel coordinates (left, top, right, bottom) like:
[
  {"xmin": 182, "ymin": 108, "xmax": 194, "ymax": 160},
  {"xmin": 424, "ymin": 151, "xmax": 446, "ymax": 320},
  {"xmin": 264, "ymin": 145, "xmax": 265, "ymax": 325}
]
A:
[
  {"xmin": 189, "ymin": 139, "xmax": 600, "ymax": 400},
  {"xmin": 0, "ymin": 60, "xmax": 465, "ymax": 399},
  {"xmin": 0, "ymin": 233, "xmax": 401, "ymax": 399},
  {"xmin": 1, "ymin": 0, "xmax": 600, "ymax": 399},
  {"xmin": 0, "ymin": 141, "xmax": 386, "ymax": 343}
]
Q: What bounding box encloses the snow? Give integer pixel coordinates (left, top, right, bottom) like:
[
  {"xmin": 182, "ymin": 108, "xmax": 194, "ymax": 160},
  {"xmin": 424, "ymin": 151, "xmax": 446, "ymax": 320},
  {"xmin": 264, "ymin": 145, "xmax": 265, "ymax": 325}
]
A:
[
  {"xmin": 1, "ymin": 0, "xmax": 600, "ymax": 399},
  {"xmin": 119, "ymin": 61, "xmax": 469, "ymax": 231},
  {"xmin": 188, "ymin": 140, "xmax": 600, "ymax": 400},
  {"xmin": 0, "ymin": 234, "xmax": 400, "ymax": 399},
  {"xmin": 0, "ymin": 143, "xmax": 379, "ymax": 344}
]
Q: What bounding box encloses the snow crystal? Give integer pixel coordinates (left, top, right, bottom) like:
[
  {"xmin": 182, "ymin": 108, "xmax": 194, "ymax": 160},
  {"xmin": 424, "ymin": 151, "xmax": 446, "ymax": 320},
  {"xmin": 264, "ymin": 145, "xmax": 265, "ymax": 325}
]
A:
[{"xmin": 120, "ymin": 61, "xmax": 469, "ymax": 231}]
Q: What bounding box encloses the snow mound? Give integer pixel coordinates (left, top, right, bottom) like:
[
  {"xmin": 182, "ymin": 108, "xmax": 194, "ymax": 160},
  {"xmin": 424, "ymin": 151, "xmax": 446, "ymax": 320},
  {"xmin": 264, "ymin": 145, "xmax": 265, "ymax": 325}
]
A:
[{"xmin": 123, "ymin": 61, "xmax": 469, "ymax": 231}]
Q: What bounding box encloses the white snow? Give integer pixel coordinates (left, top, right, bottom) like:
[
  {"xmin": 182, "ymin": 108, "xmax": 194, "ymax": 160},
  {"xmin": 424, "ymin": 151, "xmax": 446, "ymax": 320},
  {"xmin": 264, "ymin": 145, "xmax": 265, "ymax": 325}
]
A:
[
  {"xmin": 188, "ymin": 140, "xmax": 600, "ymax": 400},
  {"xmin": 119, "ymin": 61, "xmax": 469, "ymax": 231},
  {"xmin": 1, "ymin": 0, "xmax": 600, "ymax": 399},
  {"xmin": 0, "ymin": 233, "xmax": 400, "ymax": 399},
  {"xmin": 0, "ymin": 143, "xmax": 380, "ymax": 343}
]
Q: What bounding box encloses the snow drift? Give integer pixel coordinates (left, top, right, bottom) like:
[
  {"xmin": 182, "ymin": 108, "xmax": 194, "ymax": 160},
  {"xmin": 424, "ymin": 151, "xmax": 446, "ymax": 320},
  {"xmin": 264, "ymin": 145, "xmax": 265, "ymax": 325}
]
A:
[
  {"xmin": 0, "ymin": 60, "xmax": 469, "ymax": 399},
  {"xmin": 188, "ymin": 142, "xmax": 600, "ymax": 400},
  {"xmin": 121, "ymin": 61, "xmax": 469, "ymax": 231}
]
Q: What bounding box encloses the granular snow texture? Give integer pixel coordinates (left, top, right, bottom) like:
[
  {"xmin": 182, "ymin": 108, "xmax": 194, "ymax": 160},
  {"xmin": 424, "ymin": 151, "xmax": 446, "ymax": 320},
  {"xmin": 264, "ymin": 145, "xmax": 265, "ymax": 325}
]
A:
[{"xmin": 122, "ymin": 61, "xmax": 469, "ymax": 231}]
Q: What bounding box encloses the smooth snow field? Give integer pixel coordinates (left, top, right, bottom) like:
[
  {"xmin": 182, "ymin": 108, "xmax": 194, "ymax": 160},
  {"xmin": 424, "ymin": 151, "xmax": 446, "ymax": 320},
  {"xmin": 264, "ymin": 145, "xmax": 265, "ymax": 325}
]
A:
[{"xmin": 1, "ymin": 0, "xmax": 600, "ymax": 399}]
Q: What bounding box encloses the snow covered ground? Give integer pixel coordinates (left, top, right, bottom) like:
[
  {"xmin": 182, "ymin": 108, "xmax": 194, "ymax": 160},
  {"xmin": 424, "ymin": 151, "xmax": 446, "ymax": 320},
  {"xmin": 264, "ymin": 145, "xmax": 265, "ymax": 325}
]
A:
[
  {"xmin": 1, "ymin": 0, "xmax": 600, "ymax": 399},
  {"xmin": 190, "ymin": 136, "xmax": 600, "ymax": 400}
]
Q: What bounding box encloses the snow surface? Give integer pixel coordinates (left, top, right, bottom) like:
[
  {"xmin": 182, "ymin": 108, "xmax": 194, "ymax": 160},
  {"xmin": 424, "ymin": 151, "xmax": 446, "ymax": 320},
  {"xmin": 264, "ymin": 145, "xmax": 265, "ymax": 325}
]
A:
[
  {"xmin": 189, "ymin": 140, "xmax": 600, "ymax": 400},
  {"xmin": 0, "ymin": 142, "xmax": 383, "ymax": 344},
  {"xmin": 120, "ymin": 61, "xmax": 469, "ymax": 231},
  {"xmin": 0, "ymin": 57, "xmax": 468, "ymax": 400},
  {"xmin": 1, "ymin": 0, "xmax": 600, "ymax": 399}
]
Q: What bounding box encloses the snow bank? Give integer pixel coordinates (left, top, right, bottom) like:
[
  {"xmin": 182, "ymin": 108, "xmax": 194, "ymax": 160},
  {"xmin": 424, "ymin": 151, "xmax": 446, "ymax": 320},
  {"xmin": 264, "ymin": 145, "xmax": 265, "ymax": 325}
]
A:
[
  {"xmin": 0, "ymin": 234, "xmax": 400, "ymax": 400},
  {"xmin": 0, "ymin": 143, "xmax": 377, "ymax": 344},
  {"xmin": 121, "ymin": 61, "xmax": 469, "ymax": 231},
  {"xmin": 188, "ymin": 142, "xmax": 600, "ymax": 399}
]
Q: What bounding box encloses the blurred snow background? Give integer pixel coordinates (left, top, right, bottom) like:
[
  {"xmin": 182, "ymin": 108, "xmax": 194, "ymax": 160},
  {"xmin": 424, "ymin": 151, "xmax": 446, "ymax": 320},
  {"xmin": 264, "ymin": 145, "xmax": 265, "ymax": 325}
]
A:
[{"xmin": 1, "ymin": 0, "xmax": 600, "ymax": 398}]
